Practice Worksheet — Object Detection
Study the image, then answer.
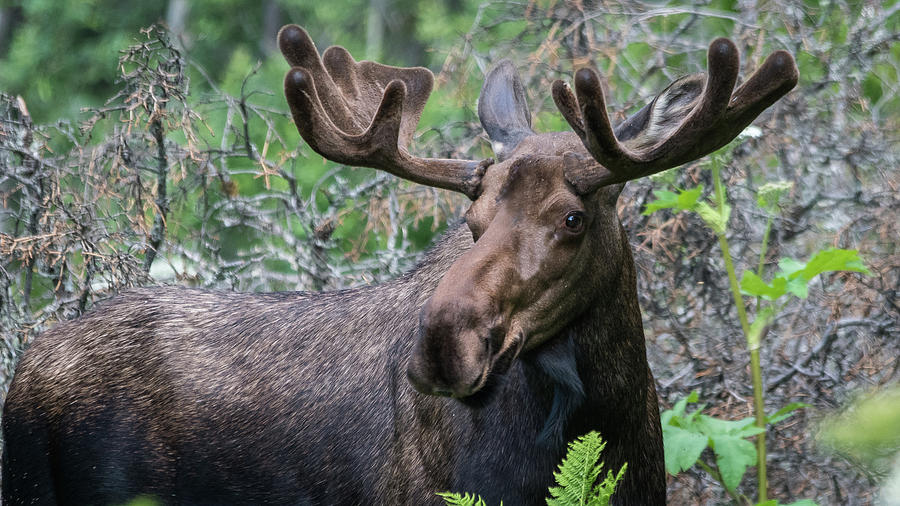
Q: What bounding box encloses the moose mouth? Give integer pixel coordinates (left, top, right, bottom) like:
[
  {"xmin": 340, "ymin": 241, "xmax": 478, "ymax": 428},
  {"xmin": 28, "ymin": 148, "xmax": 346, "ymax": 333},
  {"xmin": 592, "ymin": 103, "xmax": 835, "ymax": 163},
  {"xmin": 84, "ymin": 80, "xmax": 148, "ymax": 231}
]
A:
[
  {"xmin": 448, "ymin": 329, "xmax": 527, "ymax": 407},
  {"xmin": 457, "ymin": 333, "xmax": 525, "ymax": 407}
]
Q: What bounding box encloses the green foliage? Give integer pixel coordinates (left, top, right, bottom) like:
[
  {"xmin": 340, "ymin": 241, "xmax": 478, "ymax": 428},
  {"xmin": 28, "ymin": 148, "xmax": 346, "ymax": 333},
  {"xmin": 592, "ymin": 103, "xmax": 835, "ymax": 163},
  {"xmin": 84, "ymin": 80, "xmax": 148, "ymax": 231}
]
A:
[
  {"xmin": 662, "ymin": 392, "xmax": 807, "ymax": 493},
  {"xmin": 436, "ymin": 492, "xmax": 495, "ymax": 506},
  {"xmin": 755, "ymin": 181, "xmax": 793, "ymax": 212},
  {"xmin": 641, "ymin": 184, "xmax": 730, "ymax": 235},
  {"xmin": 122, "ymin": 496, "xmax": 160, "ymax": 506},
  {"xmin": 439, "ymin": 431, "xmax": 625, "ymax": 506},
  {"xmin": 546, "ymin": 432, "xmax": 626, "ymax": 506},
  {"xmin": 739, "ymin": 249, "xmax": 871, "ymax": 301},
  {"xmin": 0, "ymin": 0, "xmax": 481, "ymax": 123},
  {"xmin": 756, "ymin": 500, "xmax": 819, "ymax": 506},
  {"xmin": 642, "ymin": 142, "xmax": 868, "ymax": 503},
  {"xmin": 819, "ymin": 385, "xmax": 900, "ymax": 480}
]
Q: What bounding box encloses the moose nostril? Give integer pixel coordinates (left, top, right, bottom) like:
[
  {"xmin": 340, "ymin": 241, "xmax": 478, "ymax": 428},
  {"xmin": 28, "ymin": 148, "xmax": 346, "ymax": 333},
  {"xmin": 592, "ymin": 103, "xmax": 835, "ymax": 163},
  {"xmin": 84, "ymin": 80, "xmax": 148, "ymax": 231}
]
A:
[{"xmin": 488, "ymin": 325, "xmax": 505, "ymax": 352}]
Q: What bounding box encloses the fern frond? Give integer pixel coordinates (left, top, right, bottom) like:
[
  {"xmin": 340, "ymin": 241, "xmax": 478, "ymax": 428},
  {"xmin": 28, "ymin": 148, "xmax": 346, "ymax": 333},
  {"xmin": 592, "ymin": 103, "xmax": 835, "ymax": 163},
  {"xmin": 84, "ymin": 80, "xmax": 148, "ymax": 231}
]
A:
[
  {"xmin": 588, "ymin": 463, "xmax": 627, "ymax": 506},
  {"xmin": 437, "ymin": 491, "xmax": 489, "ymax": 506},
  {"xmin": 546, "ymin": 431, "xmax": 627, "ymax": 506}
]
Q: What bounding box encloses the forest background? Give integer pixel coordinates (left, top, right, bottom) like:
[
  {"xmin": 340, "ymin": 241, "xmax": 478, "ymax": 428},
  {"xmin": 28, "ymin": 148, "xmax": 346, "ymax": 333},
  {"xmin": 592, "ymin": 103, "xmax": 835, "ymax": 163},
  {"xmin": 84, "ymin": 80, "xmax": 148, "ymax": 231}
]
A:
[{"xmin": 0, "ymin": 0, "xmax": 898, "ymax": 504}]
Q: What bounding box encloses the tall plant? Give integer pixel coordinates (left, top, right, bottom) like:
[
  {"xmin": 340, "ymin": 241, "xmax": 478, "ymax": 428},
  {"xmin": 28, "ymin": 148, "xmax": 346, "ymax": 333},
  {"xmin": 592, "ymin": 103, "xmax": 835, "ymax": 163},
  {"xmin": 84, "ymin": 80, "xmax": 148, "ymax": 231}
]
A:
[{"xmin": 649, "ymin": 143, "xmax": 870, "ymax": 504}]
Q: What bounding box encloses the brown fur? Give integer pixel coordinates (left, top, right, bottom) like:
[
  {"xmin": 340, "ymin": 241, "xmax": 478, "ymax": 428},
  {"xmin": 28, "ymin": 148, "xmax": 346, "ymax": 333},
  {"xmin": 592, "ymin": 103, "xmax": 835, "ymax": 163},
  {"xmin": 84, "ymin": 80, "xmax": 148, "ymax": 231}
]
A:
[{"xmin": 2, "ymin": 25, "xmax": 797, "ymax": 505}]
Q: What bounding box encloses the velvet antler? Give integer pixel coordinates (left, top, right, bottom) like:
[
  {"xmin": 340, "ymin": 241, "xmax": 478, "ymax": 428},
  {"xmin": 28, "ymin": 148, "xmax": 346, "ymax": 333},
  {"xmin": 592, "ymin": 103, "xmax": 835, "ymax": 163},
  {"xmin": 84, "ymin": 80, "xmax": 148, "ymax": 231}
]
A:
[
  {"xmin": 279, "ymin": 25, "xmax": 489, "ymax": 199},
  {"xmin": 552, "ymin": 38, "xmax": 798, "ymax": 194}
]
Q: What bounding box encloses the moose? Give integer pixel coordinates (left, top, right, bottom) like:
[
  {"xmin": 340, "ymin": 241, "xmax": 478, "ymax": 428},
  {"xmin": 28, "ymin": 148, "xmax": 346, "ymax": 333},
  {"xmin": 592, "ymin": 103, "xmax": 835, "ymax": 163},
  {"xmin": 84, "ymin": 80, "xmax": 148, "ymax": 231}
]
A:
[{"xmin": 2, "ymin": 25, "xmax": 797, "ymax": 505}]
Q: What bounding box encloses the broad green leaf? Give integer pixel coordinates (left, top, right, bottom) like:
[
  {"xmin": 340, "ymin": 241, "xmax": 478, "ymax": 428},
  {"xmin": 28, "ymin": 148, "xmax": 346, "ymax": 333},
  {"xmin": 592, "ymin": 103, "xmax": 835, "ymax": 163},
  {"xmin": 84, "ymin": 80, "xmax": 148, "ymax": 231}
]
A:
[
  {"xmin": 642, "ymin": 190, "xmax": 680, "ymax": 215},
  {"xmin": 643, "ymin": 187, "xmax": 705, "ymax": 215},
  {"xmin": 777, "ymin": 257, "xmax": 806, "ymax": 278},
  {"xmin": 796, "ymin": 248, "xmax": 872, "ymax": 279},
  {"xmin": 748, "ymin": 249, "xmax": 869, "ymax": 302},
  {"xmin": 662, "ymin": 425, "xmax": 708, "ymax": 475},
  {"xmin": 676, "ymin": 186, "xmax": 704, "ymax": 209},
  {"xmin": 740, "ymin": 272, "xmax": 786, "ymax": 300},
  {"xmin": 697, "ymin": 414, "xmax": 764, "ymax": 438},
  {"xmin": 710, "ymin": 434, "xmax": 757, "ymax": 492},
  {"xmin": 776, "ymin": 257, "xmax": 805, "ymax": 278},
  {"xmin": 665, "ymin": 391, "xmax": 699, "ymax": 421},
  {"xmin": 784, "ymin": 277, "xmax": 809, "ymax": 299},
  {"xmin": 767, "ymin": 402, "xmax": 810, "ymax": 425}
]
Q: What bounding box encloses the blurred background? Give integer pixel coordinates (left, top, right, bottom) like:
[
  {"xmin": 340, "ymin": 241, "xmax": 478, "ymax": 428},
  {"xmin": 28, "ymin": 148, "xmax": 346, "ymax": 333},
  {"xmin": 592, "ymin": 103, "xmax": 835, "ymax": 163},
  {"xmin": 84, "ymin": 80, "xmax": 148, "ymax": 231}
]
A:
[{"xmin": 1, "ymin": 0, "xmax": 898, "ymax": 504}]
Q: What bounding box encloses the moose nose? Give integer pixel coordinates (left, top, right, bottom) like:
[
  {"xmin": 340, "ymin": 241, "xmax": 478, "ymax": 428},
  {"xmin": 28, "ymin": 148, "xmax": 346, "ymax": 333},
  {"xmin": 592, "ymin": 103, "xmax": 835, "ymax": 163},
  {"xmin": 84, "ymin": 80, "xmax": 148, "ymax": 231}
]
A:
[
  {"xmin": 407, "ymin": 296, "xmax": 494, "ymax": 398},
  {"xmin": 407, "ymin": 348, "xmax": 488, "ymax": 398}
]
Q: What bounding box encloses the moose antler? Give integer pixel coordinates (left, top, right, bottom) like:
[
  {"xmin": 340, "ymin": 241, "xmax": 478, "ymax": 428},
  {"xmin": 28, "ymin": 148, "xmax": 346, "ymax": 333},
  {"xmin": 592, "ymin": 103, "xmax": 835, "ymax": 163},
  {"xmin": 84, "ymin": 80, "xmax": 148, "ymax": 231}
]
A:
[
  {"xmin": 552, "ymin": 38, "xmax": 798, "ymax": 194},
  {"xmin": 278, "ymin": 25, "xmax": 489, "ymax": 199}
]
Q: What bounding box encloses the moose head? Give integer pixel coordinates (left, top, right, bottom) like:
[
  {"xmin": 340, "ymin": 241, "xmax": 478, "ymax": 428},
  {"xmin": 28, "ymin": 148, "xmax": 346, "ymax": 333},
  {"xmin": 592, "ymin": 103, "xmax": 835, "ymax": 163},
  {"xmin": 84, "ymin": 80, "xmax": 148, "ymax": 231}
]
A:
[{"xmin": 278, "ymin": 25, "xmax": 798, "ymax": 401}]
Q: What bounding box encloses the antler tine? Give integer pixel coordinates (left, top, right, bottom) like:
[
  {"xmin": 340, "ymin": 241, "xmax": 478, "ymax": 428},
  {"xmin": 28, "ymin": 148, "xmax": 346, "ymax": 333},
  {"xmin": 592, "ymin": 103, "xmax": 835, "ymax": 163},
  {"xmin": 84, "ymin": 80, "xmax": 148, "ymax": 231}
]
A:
[
  {"xmin": 278, "ymin": 25, "xmax": 489, "ymax": 199},
  {"xmin": 555, "ymin": 38, "xmax": 798, "ymax": 194}
]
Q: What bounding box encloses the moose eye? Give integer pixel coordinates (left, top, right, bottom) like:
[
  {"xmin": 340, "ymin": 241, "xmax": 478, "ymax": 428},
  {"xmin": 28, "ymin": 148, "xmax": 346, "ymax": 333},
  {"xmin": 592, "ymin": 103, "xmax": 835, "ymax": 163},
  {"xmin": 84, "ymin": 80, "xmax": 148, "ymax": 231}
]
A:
[{"xmin": 564, "ymin": 211, "xmax": 585, "ymax": 232}]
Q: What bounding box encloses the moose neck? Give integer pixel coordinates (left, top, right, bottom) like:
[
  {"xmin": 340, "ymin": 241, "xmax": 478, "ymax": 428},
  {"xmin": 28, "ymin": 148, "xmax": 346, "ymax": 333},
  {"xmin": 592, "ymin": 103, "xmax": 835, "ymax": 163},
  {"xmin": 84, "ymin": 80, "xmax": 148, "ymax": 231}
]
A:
[
  {"xmin": 542, "ymin": 222, "xmax": 664, "ymax": 504},
  {"xmin": 411, "ymin": 219, "xmax": 660, "ymax": 469}
]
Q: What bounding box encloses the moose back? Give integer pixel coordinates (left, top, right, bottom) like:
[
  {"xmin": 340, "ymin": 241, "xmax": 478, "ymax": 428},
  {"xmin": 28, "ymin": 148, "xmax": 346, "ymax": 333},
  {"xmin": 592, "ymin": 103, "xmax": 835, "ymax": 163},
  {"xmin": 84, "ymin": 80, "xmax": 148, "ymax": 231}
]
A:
[{"xmin": 2, "ymin": 25, "xmax": 797, "ymax": 505}]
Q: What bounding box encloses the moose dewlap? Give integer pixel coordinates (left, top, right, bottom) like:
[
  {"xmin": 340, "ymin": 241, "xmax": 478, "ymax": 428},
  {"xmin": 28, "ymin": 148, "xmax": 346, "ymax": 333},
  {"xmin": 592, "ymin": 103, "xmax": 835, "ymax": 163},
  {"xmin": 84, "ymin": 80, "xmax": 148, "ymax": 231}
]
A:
[{"xmin": 2, "ymin": 24, "xmax": 797, "ymax": 505}]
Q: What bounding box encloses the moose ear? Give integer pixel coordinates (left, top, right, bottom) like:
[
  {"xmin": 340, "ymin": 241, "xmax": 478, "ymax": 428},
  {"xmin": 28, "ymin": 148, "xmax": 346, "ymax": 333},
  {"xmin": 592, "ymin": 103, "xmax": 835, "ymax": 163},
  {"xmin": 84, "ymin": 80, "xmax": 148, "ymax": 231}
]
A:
[{"xmin": 478, "ymin": 60, "xmax": 535, "ymax": 161}]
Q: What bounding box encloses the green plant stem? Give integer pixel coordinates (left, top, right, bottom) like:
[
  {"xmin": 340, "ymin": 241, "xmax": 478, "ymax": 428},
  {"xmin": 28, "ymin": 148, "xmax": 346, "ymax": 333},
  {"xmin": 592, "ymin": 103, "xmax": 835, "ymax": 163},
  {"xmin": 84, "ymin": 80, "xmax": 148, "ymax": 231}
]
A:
[
  {"xmin": 756, "ymin": 215, "xmax": 774, "ymax": 278},
  {"xmin": 696, "ymin": 459, "xmax": 745, "ymax": 505},
  {"xmin": 711, "ymin": 165, "xmax": 767, "ymax": 503},
  {"xmin": 754, "ymin": 215, "xmax": 774, "ymax": 314}
]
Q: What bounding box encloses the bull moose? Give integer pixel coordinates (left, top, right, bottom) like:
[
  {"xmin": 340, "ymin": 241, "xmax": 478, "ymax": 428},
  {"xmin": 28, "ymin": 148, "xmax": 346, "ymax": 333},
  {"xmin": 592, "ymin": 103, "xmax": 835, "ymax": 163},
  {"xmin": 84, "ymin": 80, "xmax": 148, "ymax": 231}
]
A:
[{"xmin": 2, "ymin": 24, "xmax": 797, "ymax": 505}]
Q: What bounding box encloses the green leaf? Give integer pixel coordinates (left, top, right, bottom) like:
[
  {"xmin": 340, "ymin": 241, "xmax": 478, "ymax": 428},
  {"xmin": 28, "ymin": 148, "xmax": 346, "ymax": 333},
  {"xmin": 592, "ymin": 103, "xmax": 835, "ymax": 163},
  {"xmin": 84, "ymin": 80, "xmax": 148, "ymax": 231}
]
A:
[
  {"xmin": 780, "ymin": 500, "xmax": 819, "ymax": 506},
  {"xmin": 667, "ymin": 390, "xmax": 699, "ymax": 420},
  {"xmin": 662, "ymin": 425, "xmax": 708, "ymax": 474},
  {"xmin": 709, "ymin": 434, "xmax": 757, "ymax": 492},
  {"xmin": 642, "ymin": 189, "xmax": 680, "ymax": 215},
  {"xmin": 747, "ymin": 249, "xmax": 870, "ymax": 302},
  {"xmin": 766, "ymin": 402, "xmax": 810, "ymax": 425},
  {"xmin": 676, "ymin": 186, "xmax": 704, "ymax": 209},
  {"xmin": 740, "ymin": 271, "xmax": 786, "ymax": 300},
  {"xmin": 696, "ymin": 414, "xmax": 764, "ymax": 438},
  {"xmin": 795, "ymin": 248, "xmax": 872, "ymax": 279},
  {"xmin": 776, "ymin": 257, "xmax": 805, "ymax": 278},
  {"xmin": 784, "ymin": 277, "xmax": 809, "ymax": 299},
  {"xmin": 643, "ymin": 187, "xmax": 704, "ymax": 215}
]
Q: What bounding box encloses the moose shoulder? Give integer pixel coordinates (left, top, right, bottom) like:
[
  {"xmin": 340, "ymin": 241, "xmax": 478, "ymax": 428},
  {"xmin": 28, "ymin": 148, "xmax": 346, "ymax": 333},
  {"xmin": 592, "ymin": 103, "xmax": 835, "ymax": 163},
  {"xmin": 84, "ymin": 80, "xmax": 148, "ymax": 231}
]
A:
[{"xmin": 2, "ymin": 25, "xmax": 797, "ymax": 505}]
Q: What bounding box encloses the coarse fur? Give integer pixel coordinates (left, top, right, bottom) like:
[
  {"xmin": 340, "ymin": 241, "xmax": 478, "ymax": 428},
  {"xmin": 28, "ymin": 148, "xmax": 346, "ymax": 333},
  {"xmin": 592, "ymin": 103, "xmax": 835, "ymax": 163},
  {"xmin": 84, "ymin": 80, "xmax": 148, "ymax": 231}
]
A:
[
  {"xmin": 2, "ymin": 25, "xmax": 797, "ymax": 505},
  {"xmin": 3, "ymin": 216, "xmax": 662, "ymax": 505}
]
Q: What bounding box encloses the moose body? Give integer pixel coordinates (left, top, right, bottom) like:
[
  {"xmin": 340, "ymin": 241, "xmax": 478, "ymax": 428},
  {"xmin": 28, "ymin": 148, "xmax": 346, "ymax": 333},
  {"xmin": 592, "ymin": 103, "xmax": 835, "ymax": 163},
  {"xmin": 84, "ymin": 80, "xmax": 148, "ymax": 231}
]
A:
[
  {"xmin": 2, "ymin": 25, "xmax": 797, "ymax": 505},
  {"xmin": 3, "ymin": 218, "xmax": 659, "ymax": 505}
]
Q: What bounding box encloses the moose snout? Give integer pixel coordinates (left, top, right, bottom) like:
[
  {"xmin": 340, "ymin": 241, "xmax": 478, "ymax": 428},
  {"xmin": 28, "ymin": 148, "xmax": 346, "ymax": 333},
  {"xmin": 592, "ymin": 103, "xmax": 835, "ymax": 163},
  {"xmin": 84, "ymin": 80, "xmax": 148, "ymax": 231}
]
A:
[{"xmin": 406, "ymin": 296, "xmax": 497, "ymax": 398}]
